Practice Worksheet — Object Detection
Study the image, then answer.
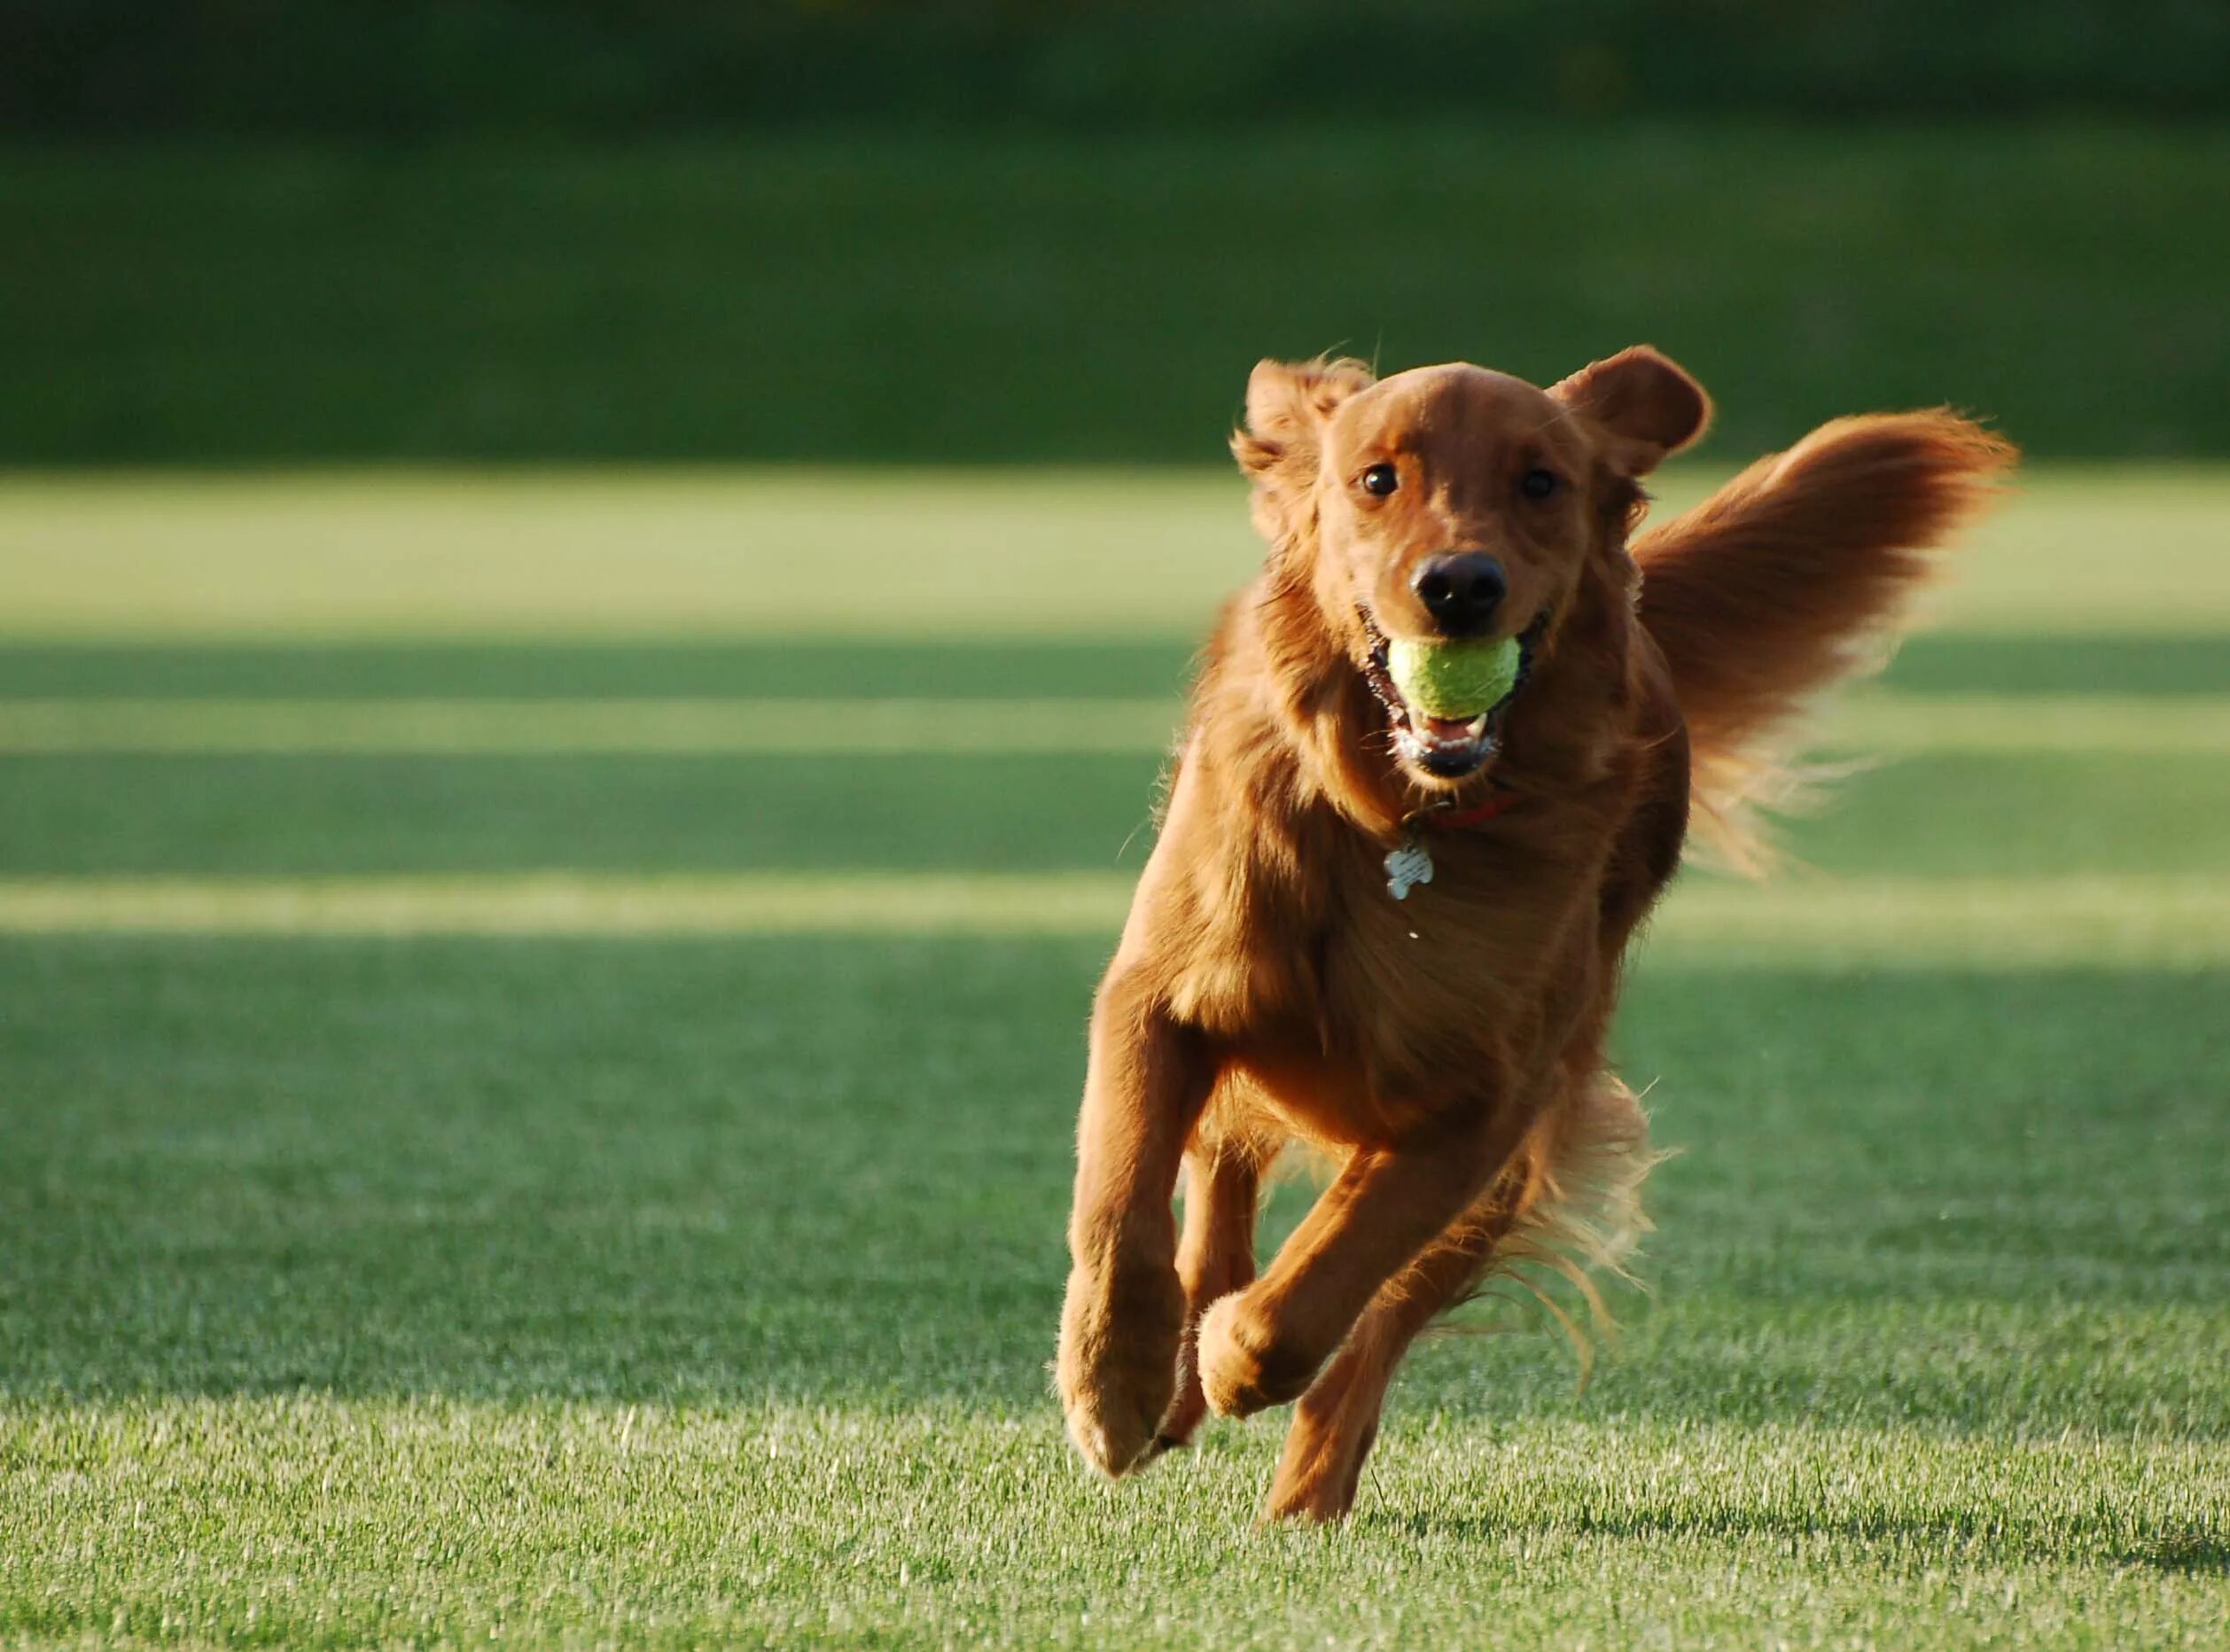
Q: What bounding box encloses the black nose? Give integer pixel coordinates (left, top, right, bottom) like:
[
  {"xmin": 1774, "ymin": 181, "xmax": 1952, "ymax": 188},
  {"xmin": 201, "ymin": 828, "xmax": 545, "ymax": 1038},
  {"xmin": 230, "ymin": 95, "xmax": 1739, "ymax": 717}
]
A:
[{"xmin": 1411, "ymin": 552, "xmax": 1507, "ymax": 637}]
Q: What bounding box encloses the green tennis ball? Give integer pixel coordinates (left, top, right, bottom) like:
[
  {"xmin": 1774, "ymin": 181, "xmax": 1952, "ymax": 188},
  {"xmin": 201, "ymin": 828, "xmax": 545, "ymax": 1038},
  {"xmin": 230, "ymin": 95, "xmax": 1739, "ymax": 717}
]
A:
[{"xmin": 1386, "ymin": 635, "xmax": 1523, "ymax": 719}]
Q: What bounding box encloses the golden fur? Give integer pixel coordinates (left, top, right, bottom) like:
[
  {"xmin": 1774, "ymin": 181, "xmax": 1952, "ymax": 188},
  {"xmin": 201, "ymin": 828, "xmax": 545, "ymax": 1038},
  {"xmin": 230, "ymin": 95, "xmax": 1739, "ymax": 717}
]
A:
[{"xmin": 1055, "ymin": 347, "xmax": 2014, "ymax": 1522}]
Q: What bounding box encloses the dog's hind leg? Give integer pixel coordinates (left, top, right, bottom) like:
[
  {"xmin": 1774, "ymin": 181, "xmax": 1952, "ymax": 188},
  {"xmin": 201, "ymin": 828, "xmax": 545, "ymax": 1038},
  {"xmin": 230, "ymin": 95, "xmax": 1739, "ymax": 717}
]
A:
[
  {"xmin": 1260, "ymin": 1072, "xmax": 1654, "ymax": 1523},
  {"xmin": 1154, "ymin": 1108, "xmax": 1279, "ymax": 1455},
  {"xmin": 1259, "ymin": 1190, "xmax": 1522, "ymax": 1523},
  {"xmin": 1195, "ymin": 1100, "xmax": 1532, "ymax": 1424}
]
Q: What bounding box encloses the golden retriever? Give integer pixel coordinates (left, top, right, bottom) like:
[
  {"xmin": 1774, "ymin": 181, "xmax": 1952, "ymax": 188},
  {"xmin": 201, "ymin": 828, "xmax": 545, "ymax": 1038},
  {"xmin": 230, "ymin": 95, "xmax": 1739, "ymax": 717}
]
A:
[{"xmin": 1056, "ymin": 347, "xmax": 2013, "ymax": 1521}]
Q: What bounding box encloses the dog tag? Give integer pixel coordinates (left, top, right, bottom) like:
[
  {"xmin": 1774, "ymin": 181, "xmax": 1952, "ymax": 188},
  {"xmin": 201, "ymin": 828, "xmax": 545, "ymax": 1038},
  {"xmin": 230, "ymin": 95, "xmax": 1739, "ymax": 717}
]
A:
[{"xmin": 1384, "ymin": 836, "xmax": 1434, "ymax": 900}]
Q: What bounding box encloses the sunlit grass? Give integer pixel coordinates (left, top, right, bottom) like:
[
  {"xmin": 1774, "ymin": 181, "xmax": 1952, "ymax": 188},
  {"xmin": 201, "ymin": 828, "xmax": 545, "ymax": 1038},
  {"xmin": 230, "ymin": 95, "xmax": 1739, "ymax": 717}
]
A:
[
  {"xmin": 2, "ymin": 465, "xmax": 2226, "ymax": 638},
  {"xmin": 10, "ymin": 1400, "xmax": 2225, "ymax": 1648},
  {"xmin": 0, "ymin": 872, "xmax": 2226, "ymax": 969}
]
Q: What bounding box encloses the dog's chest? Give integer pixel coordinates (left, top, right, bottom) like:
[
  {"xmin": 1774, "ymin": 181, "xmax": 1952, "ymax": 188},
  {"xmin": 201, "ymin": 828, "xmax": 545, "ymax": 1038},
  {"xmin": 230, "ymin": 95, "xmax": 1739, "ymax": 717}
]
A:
[
  {"xmin": 1329, "ymin": 842, "xmax": 1537, "ymax": 994},
  {"xmin": 1320, "ymin": 841, "xmax": 1557, "ymax": 1056},
  {"xmin": 1204, "ymin": 829, "xmax": 1597, "ymax": 1142}
]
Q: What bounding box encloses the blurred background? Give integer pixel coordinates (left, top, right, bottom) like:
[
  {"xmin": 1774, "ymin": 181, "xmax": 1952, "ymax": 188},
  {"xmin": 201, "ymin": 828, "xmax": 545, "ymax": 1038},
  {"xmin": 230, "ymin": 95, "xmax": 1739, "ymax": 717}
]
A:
[
  {"xmin": 4, "ymin": 9, "xmax": 2229, "ymax": 1643},
  {"xmin": 5, "ymin": 0, "xmax": 2228, "ymax": 465}
]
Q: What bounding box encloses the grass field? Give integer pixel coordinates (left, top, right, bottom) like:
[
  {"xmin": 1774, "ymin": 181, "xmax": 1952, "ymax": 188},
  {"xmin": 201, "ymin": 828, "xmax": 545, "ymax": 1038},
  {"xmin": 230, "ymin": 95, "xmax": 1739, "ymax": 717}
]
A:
[{"xmin": 2, "ymin": 466, "xmax": 2226, "ymax": 1648}]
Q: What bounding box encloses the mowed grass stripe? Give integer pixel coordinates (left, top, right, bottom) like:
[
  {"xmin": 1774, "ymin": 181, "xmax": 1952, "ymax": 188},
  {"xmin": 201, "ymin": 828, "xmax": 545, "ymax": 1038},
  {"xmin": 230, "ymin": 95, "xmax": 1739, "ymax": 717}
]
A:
[
  {"xmin": 0, "ymin": 691, "xmax": 2224, "ymax": 755},
  {"xmin": 0, "ymin": 696, "xmax": 1185, "ymax": 755},
  {"xmin": 3, "ymin": 872, "xmax": 2226, "ymax": 962},
  {"xmin": 1833, "ymin": 693, "xmax": 2230, "ymax": 755},
  {"xmin": 0, "ymin": 872, "xmax": 1133, "ymax": 937},
  {"xmin": 0, "ymin": 633, "xmax": 2218, "ymax": 703},
  {"xmin": 4, "ymin": 467, "xmax": 2228, "ymax": 638}
]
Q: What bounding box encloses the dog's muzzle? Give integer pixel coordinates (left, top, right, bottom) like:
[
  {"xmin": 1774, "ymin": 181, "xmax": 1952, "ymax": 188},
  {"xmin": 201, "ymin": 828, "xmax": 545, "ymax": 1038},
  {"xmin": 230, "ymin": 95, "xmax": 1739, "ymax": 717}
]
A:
[{"xmin": 1360, "ymin": 609, "xmax": 1546, "ymax": 780}]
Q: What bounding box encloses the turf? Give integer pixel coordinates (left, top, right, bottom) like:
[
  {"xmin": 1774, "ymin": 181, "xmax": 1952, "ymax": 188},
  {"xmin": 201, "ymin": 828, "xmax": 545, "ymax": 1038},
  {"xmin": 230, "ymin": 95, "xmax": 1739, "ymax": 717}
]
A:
[
  {"xmin": 0, "ymin": 631, "xmax": 2222, "ymax": 702},
  {"xmin": 2, "ymin": 468, "xmax": 2226, "ymax": 1647},
  {"xmin": 5, "ymin": 946, "xmax": 2226, "ymax": 1646},
  {"xmin": 5, "ymin": 464, "xmax": 2230, "ymax": 638},
  {"xmin": 5, "ymin": 746, "xmax": 2230, "ymax": 880}
]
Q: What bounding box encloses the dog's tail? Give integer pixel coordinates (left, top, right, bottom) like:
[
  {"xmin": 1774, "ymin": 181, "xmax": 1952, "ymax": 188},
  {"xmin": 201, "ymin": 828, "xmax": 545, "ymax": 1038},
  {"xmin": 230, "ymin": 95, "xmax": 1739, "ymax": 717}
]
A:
[{"xmin": 1634, "ymin": 410, "xmax": 2017, "ymax": 869}]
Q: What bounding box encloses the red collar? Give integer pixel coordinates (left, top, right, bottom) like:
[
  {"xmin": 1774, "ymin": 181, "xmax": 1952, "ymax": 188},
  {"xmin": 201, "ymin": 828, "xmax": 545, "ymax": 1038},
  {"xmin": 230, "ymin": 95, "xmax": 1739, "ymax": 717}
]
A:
[{"xmin": 1417, "ymin": 789, "xmax": 1521, "ymax": 833}]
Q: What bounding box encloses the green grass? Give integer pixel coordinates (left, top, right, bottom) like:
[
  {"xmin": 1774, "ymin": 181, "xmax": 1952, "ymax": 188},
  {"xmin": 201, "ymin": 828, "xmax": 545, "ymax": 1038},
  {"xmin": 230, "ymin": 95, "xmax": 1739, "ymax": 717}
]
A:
[
  {"xmin": 4, "ymin": 747, "xmax": 2230, "ymax": 879},
  {"xmin": 6, "ymin": 465, "xmax": 2230, "ymax": 639},
  {"xmin": 5, "ymin": 126, "xmax": 2230, "ymax": 465},
  {"xmin": 2, "ymin": 468, "xmax": 2226, "ymax": 1647},
  {"xmin": 0, "ymin": 632, "xmax": 2221, "ymax": 701},
  {"xmin": 5, "ymin": 946, "xmax": 2226, "ymax": 1645}
]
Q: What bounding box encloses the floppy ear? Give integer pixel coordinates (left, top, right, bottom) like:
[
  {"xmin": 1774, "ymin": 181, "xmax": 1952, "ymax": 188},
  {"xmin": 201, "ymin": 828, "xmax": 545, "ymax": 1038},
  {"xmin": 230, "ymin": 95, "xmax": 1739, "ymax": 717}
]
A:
[
  {"xmin": 1231, "ymin": 356, "xmax": 1375, "ymax": 542},
  {"xmin": 1550, "ymin": 346, "xmax": 1711, "ymax": 477},
  {"xmin": 1230, "ymin": 357, "xmax": 1376, "ymax": 537}
]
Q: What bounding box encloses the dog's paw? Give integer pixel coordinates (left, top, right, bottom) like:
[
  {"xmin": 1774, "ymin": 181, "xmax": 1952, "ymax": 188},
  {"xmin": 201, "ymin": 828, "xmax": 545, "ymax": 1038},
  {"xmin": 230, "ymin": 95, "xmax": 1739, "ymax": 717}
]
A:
[
  {"xmin": 1260, "ymin": 1408, "xmax": 1377, "ymax": 1525},
  {"xmin": 1259, "ymin": 1459, "xmax": 1366, "ymax": 1524},
  {"xmin": 1056, "ymin": 1263, "xmax": 1183, "ymax": 1479},
  {"xmin": 1197, "ymin": 1290, "xmax": 1324, "ymax": 1421}
]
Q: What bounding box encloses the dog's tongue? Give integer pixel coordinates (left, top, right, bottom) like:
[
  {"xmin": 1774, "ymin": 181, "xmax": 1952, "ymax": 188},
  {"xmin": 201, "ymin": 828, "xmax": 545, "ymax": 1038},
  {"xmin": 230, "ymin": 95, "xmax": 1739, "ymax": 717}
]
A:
[{"xmin": 1422, "ymin": 713, "xmax": 1479, "ymax": 742}]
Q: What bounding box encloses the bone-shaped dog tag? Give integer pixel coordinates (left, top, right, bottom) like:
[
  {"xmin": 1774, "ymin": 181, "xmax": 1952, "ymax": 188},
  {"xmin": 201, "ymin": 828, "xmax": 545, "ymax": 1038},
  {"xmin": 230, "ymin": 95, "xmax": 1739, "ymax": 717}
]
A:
[{"xmin": 1384, "ymin": 837, "xmax": 1434, "ymax": 900}]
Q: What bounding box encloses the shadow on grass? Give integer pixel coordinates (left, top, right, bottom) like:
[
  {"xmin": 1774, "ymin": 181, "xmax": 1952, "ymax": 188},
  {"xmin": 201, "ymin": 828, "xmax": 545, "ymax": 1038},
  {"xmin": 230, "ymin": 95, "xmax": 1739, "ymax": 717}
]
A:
[
  {"xmin": 2, "ymin": 938, "xmax": 2225, "ymax": 1442},
  {"xmin": 2117, "ymin": 1531, "xmax": 2230, "ymax": 1575},
  {"xmin": 1359, "ymin": 1506, "xmax": 2230, "ymax": 1577}
]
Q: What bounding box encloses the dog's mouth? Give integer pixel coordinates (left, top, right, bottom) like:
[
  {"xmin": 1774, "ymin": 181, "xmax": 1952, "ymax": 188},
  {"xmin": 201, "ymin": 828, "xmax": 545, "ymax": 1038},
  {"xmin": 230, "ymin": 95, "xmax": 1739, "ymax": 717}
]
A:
[{"xmin": 1360, "ymin": 609, "xmax": 1546, "ymax": 781}]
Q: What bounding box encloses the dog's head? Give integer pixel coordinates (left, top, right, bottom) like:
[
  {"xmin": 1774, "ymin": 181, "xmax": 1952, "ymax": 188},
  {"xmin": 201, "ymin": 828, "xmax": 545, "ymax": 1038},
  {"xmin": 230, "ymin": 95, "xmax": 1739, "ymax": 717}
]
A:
[{"xmin": 1235, "ymin": 347, "xmax": 1709, "ymax": 785}]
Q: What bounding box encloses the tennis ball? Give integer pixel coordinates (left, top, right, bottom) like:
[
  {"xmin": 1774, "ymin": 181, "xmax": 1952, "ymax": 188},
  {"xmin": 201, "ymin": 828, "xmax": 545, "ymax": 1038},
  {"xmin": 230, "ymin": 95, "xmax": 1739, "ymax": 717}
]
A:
[{"xmin": 1386, "ymin": 635, "xmax": 1523, "ymax": 719}]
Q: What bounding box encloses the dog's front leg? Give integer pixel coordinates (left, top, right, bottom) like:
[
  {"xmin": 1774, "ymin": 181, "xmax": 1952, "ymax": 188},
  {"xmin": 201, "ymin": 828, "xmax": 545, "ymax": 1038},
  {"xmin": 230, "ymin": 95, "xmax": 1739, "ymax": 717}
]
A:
[
  {"xmin": 1197, "ymin": 1102, "xmax": 1529, "ymax": 1421},
  {"xmin": 1055, "ymin": 969, "xmax": 1213, "ymax": 1478}
]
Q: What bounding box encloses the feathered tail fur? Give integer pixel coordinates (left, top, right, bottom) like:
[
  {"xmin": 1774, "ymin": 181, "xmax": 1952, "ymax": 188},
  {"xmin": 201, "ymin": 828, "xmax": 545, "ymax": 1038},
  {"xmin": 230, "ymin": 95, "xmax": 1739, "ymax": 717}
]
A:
[{"xmin": 1634, "ymin": 411, "xmax": 2018, "ymax": 869}]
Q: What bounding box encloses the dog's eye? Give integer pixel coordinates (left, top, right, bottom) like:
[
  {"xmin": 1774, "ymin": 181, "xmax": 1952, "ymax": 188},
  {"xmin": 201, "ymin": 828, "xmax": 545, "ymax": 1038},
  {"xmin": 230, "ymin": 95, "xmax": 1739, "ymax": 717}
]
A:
[
  {"xmin": 1359, "ymin": 463, "xmax": 1400, "ymax": 498},
  {"xmin": 1519, "ymin": 468, "xmax": 1560, "ymax": 501}
]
